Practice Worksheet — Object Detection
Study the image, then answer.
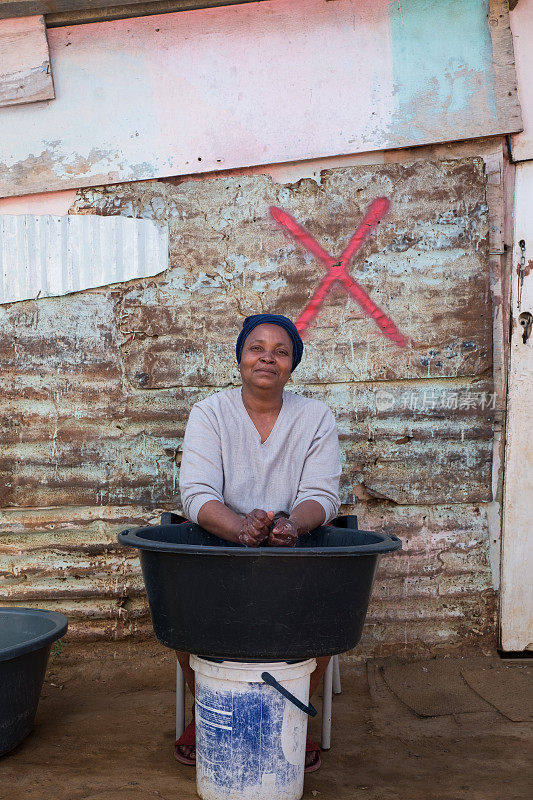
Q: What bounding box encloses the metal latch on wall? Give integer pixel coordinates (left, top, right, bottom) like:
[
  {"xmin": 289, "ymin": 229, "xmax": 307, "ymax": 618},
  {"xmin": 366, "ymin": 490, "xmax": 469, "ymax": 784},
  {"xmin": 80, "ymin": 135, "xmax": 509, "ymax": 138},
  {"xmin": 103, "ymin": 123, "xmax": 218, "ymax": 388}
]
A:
[
  {"xmin": 519, "ymin": 312, "xmax": 533, "ymax": 344},
  {"xmin": 518, "ymin": 240, "xmax": 527, "ymax": 309},
  {"xmin": 517, "ymin": 240, "xmax": 532, "ymax": 343}
]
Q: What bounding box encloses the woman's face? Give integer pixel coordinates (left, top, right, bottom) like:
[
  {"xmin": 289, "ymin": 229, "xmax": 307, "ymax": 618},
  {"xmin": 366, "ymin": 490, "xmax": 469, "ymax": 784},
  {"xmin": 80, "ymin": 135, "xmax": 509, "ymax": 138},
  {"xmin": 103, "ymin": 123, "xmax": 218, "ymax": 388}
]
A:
[{"xmin": 238, "ymin": 323, "xmax": 293, "ymax": 392}]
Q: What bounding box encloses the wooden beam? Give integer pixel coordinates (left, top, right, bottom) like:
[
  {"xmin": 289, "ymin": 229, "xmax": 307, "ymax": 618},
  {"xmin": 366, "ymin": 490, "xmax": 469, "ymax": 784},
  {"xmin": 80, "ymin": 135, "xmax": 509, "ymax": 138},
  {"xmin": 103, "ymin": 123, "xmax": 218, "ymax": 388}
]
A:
[
  {"xmin": 0, "ymin": 0, "xmax": 268, "ymax": 22},
  {"xmin": 0, "ymin": 15, "xmax": 54, "ymax": 107},
  {"xmin": 45, "ymin": 0, "xmax": 270, "ymax": 27}
]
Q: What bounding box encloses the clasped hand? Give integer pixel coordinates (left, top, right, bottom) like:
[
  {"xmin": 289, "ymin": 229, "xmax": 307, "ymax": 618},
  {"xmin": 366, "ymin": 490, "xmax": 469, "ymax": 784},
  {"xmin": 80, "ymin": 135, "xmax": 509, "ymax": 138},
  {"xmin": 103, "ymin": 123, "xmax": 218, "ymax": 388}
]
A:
[{"xmin": 237, "ymin": 509, "xmax": 300, "ymax": 548}]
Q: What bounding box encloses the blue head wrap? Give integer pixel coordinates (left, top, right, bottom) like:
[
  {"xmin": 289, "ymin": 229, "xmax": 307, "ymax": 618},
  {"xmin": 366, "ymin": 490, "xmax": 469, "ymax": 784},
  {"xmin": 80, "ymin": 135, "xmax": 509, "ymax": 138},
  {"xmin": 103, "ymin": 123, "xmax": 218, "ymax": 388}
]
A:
[{"xmin": 236, "ymin": 314, "xmax": 304, "ymax": 372}]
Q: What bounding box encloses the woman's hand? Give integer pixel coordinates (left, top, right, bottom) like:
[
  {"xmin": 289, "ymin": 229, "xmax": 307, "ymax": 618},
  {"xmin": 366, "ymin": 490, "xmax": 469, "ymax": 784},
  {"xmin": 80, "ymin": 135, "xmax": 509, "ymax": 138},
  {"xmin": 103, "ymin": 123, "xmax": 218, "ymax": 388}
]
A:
[
  {"xmin": 238, "ymin": 509, "xmax": 275, "ymax": 547},
  {"xmin": 267, "ymin": 518, "xmax": 301, "ymax": 547}
]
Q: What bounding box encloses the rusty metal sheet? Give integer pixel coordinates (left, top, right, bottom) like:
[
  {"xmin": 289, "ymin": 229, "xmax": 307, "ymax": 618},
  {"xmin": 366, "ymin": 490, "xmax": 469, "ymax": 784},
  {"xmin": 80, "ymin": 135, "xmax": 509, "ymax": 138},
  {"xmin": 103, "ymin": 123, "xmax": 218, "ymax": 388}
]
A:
[
  {"xmin": 306, "ymin": 380, "xmax": 494, "ymax": 506},
  {"xmin": 72, "ymin": 160, "xmax": 492, "ymax": 387},
  {"xmin": 0, "ymin": 371, "xmax": 492, "ymax": 509},
  {"xmin": 0, "ymin": 164, "xmax": 494, "ymax": 510},
  {"xmin": 0, "ymin": 505, "xmax": 154, "ymax": 640},
  {"xmin": 0, "ymin": 599, "xmax": 152, "ymax": 641},
  {"xmin": 0, "ymin": 160, "xmax": 496, "ymax": 650},
  {"xmin": 0, "ymin": 502, "xmax": 496, "ymax": 652},
  {"xmin": 347, "ymin": 502, "xmax": 496, "ymax": 660}
]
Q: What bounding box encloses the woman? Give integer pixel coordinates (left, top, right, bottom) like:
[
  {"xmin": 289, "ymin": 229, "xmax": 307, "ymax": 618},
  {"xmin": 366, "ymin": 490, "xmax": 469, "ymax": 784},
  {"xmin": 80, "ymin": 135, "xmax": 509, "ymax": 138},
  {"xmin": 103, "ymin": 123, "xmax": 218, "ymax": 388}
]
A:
[{"xmin": 175, "ymin": 313, "xmax": 342, "ymax": 772}]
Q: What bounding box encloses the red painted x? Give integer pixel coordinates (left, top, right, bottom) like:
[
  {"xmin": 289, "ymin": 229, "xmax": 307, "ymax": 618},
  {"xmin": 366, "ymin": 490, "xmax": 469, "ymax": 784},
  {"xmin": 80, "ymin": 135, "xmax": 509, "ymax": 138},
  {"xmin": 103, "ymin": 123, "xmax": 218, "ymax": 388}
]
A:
[{"xmin": 270, "ymin": 199, "xmax": 407, "ymax": 347}]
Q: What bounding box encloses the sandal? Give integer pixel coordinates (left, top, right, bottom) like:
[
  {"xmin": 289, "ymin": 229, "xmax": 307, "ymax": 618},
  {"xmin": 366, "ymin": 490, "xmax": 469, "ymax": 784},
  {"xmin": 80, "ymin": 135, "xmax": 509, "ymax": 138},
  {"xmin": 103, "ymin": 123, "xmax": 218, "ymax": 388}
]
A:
[
  {"xmin": 304, "ymin": 738, "xmax": 322, "ymax": 773},
  {"xmin": 174, "ymin": 720, "xmax": 196, "ymax": 765}
]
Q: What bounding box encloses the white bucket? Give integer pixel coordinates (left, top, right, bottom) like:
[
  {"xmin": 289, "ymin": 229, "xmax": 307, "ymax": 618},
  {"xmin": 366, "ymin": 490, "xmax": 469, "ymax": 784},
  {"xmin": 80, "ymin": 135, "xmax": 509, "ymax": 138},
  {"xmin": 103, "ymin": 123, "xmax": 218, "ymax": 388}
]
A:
[{"xmin": 190, "ymin": 656, "xmax": 316, "ymax": 800}]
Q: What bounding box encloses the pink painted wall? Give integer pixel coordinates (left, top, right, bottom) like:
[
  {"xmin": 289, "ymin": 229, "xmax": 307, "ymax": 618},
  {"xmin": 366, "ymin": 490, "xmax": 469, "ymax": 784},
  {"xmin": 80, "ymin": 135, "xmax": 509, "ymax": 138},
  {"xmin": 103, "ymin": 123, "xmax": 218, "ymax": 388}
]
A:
[
  {"xmin": 0, "ymin": 0, "xmax": 519, "ymax": 198},
  {"xmin": 0, "ymin": 189, "xmax": 76, "ymax": 214}
]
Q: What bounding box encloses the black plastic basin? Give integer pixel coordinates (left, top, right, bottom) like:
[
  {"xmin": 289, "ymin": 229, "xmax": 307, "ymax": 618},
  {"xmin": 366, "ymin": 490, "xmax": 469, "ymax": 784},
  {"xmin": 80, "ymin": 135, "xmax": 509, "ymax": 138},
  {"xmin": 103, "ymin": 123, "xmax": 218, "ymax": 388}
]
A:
[
  {"xmin": 0, "ymin": 608, "xmax": 68, "ymax": 756},
  {"xmin": 119, "ymin": 523, "xmax": 401, "ymax": 660}
]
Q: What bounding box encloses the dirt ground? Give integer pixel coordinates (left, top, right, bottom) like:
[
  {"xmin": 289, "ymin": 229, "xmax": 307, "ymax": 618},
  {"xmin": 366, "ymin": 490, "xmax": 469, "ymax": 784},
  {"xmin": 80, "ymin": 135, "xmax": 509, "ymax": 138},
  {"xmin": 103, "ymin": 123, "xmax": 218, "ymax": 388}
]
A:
[{"xmin": 1, "ymin": 642, "xmax": 531, "ymax": 800}]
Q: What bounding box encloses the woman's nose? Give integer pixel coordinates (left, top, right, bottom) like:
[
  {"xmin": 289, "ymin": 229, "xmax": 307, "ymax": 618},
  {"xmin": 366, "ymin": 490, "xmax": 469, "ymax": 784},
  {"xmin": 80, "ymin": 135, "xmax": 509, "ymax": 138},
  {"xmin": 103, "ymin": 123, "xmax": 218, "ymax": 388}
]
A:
[{"xmin": 260, "ymin": 352, "xmax": 275, "ymax": 362}]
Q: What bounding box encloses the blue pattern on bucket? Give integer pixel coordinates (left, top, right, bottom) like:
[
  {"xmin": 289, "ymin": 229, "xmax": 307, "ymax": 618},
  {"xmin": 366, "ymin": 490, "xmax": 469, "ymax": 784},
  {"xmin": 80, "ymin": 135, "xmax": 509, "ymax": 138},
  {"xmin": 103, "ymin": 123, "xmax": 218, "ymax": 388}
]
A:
[{"xmin": 196, "ymin": 680, "xmax": 299, "ymax": 794}]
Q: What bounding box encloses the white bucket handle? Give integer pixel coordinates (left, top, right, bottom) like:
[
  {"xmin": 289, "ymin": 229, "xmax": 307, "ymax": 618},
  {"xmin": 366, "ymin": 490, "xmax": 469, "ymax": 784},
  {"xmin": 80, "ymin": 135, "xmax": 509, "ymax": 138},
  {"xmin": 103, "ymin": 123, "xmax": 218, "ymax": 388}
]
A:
[{"xmin": 261, "ymin": 671, "xmax": 317, "ymax": 717}]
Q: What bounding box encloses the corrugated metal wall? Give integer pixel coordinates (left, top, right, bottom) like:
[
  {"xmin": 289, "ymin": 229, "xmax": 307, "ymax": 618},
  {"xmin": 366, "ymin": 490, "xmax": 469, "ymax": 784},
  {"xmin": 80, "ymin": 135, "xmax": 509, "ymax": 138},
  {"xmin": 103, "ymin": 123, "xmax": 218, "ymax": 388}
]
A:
[{"xmin": 0, "ymin": 156, "xmax": 498, "ymax": 657}]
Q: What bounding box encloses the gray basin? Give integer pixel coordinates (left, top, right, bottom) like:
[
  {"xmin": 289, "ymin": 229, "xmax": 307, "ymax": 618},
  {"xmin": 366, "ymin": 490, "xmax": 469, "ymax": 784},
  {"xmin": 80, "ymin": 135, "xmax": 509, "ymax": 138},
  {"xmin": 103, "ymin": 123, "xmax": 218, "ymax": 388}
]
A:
[{"xmin": 0, "ymin": 608, "xmax": 68, "ymax": 756}]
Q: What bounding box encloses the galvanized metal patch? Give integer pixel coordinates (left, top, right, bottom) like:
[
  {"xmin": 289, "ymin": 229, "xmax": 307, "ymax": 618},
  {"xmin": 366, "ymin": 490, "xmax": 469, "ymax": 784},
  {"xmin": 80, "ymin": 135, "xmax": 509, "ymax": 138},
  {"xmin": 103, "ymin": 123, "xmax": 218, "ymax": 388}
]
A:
[{"xmin": 0, "ymin": 214, "xmax": 168, "ymax": 304}]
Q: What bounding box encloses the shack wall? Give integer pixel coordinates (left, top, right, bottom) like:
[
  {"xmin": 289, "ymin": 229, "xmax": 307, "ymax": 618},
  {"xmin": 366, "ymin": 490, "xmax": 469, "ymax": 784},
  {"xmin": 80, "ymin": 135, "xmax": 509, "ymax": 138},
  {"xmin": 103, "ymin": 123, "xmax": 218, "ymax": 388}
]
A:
[
  {"xmin": 0, "ymin": 0, "xmax": 518, "ymax": 659},
  {"xmin": 0, "ymin": 137, "xmax": 508, "ymax": 658}
]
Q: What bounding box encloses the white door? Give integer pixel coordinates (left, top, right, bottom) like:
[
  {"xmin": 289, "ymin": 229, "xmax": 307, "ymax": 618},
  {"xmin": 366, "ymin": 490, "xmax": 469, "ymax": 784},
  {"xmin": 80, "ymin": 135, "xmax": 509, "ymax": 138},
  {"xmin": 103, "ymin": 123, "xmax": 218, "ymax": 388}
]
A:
[{"xmin": 500, "ymin": 161, "xmax": 533, "ymax": 651}]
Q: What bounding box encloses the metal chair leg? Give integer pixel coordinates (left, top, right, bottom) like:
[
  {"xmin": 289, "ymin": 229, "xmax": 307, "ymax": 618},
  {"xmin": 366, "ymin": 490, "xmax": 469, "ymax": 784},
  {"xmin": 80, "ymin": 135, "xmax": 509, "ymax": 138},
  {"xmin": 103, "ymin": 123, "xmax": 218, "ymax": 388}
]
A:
[
  {"xmin": 176, "ymin": 656, "xmax": 186, "ymax": 740},
  {"xmin": 321, "ymin": 657, "xmax": 333, "ymax": 750},
  {"xmin": 332, "ymin": 654, "xmax": 342, "ymax": 695}
]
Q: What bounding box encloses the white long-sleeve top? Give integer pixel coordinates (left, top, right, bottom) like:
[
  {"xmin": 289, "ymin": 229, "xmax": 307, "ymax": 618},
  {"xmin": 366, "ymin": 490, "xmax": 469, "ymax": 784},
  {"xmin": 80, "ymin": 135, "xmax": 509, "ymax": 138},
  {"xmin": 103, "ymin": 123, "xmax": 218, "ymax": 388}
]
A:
[{"xmin": 179, "ymin": 387, "xmax": 341, "ymax": 525}]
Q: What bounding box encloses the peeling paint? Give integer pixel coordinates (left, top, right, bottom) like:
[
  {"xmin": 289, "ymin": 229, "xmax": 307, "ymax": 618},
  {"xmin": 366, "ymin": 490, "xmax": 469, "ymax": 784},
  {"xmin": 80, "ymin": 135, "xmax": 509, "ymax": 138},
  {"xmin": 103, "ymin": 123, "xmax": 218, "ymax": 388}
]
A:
[{"xmin": 0, "ymin": 0, "xmax": 521, "ymax": 197}]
